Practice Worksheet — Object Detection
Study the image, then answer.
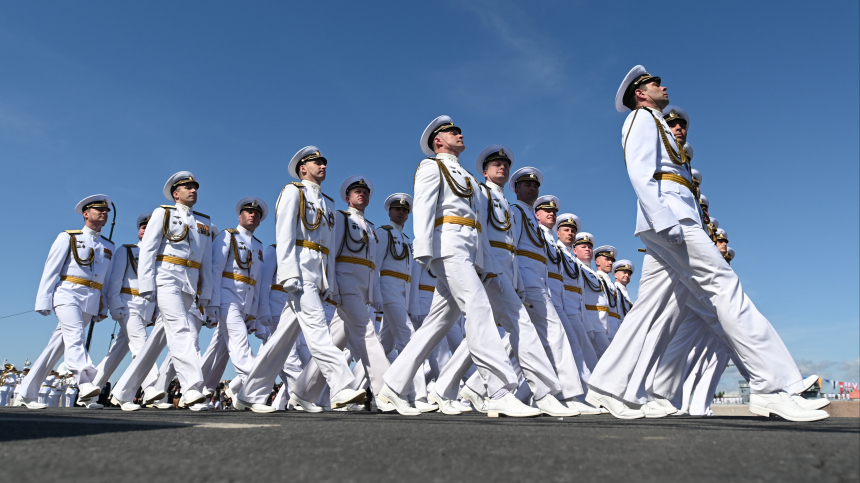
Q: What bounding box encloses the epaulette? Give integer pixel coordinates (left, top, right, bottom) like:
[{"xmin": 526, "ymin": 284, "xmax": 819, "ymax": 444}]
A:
[
  {"xmin": 64, "ymin": 230, "xmax": 83, "ymax": 235},
  {"xmin": 253, "ymin": 236, "xmax": 261, "ymax": 244},
  {"xmin": 101, "ymin": 235, "xmax": 115, "ymax": 245},
  {"xmin": 289, "ymin": 181, "xmax": 304, "ymax": 188},
  {"xmin": 321, "ymin": 192, "xmax": 334, "ymax": 202},
  {"xmin": 122, "ymin": 244, "xmax": 138, "ymax": 248},
  {"xmin": 381, "ymin": 225, "xmax": 392, "ymax": 231},
  {"xmin": 424, "ymin": 156, "xmax": 437, "ymax": 161},
  {"xmin": 270, "ymin": 243, "xmax": 277, "ymax": 248},
  {"xmin": 160, "ymin": 205, "xmax": 174, "ymax": 210},
  {"xmin": 193, "ymin": 211, "xmax": 210, "ymax": 219},
  {"xmin": 225, "ymin": 228, "xmax": 239, "ymax": 235},
  {"xmin": 338, "ymin": 210, "xmax": 349, "ymax": 215}
]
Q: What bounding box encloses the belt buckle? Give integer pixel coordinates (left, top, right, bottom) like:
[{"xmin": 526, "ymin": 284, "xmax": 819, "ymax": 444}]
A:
[{"xmin": 185, "ymin": 259, "xmax": 194, "ymax": 267}]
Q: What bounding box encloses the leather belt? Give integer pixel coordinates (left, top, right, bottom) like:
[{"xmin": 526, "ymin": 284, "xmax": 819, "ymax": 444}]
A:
[
  {"xmin": 418, "ymin": 284, "xmax": 436, "ymax": 292},
  {"xmin": 489, "ymin": 241, "xmax": 516, "ymax": 252},
  {"xmin": 297, "ymin": 239, "xmax": 330, "ymax": 255},
  {"xmin": 60, "ymin": 276, "xmax": 103, "ymax": 291},
  {"xmin": 336, "ymin": 256, "xmax": 376, "ymax": 270},
  {"xmin": 434, "ymin": 216, "xmax": 482, "ymax": 232},
  {"xmin": 564, "ymin": 285, "xmax": 582, "ymax": 294},
  {"xmin": 516, "ymin": 249, "xmax": 547, "ymax": 265},
  {"xmin": 380, "ymin": 270, "xmax": 412, "ymax": 282},
  {"xmin": 156, "ymin": 255, "xmax": 201, "ymax": 269},
  {"xmin": 222, "ymin": 272, "xmax": 257, "ymax": 286},
  {"xmin": 586, "ymin": 305, "xmax": 621, "ymax": 319},
  {"xmin": 120, "ymin": 287, "xmax": 140, "ymax": 296},
  {"xmin": 271, "ymin": 284, "xmax": 286, "ymax": 293},
  {"xmin": 653, "ymin": 173, "xmax": 694, "ymax": 194},
  {"xmin": 547, "ymin": 272, "xmax": 563, "ymax": 282}
]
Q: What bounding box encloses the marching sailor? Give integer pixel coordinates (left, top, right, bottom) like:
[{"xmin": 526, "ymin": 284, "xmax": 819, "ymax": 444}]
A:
[
  {"xmin": 379, "ymin": 116, "xmax": 531, "ymax": 417},
  {"xmin": 585, "ymin": 65, "xmax": 826, "ymax": 421},
  {"xmin": 17, "ymin": 195, "xmax": 114, "ymax": 409},
  {"xmin": 207, "ymin": 197, "xmax": 269, "ymax": 398},
  {"xmin": 569, "ymin": 232, "xmax": 612, "ymax": 357},
  {"xmin": 235, "ymin": 146, "xmax": 366, "ymax": 413},
  {"xmin": 612, "ymin": 259, "xmax": 635, "ymax": 322},
  {"xmin": 0, "ymin": 364, "xmax": 16, "ymax": 406},
  {"xmin": 592, "ymin": 245, "xmax": 622, "ymax": 340}
]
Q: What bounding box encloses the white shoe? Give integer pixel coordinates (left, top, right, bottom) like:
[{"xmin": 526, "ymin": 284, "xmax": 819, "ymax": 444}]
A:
[
  {"xmin": 331, "ymin": 388, "xmax": 368, "ymax": 409},
  {"xmin": 565, "ymin": 399, "xmax": 601, "ymax": 415},
  {"xmin": 585, "ymin": 392, "xmax": 645, "ymax": 420},
  {"xmin": 119, "ymin": 401, "xmax": 141, "ymax": 412},
  {"xmin": 81, "ymin": 401, "xmax": 104, "ymax": 409},
  {"xmin": 153, "ymin": 402, "xmax": 174, "ymax": 409},
  {"xmin": 651, "ymin": 398, "xmax": 679, "ymax": 415},
  {"xmin": 535, "ymin": 396, "xmax": 579, "ymax": 417},
  {"xmin": 458, "ymin": 385, "xmax": 487, "ymax": 414},
  {"xmin": 188, "ymin": 403, "xmax": 209, "ymax": 412},
  {"xmin": 428, "ymin": 390, "xmax": 462, "ymax": 415},
  {"xmin": 749, "ymin": 393, "xmax": 829, "ymax": 422},
  {"xmin": 414, "ymin": 399, "xmax": 438, "ymax": 413},
  {"xmin": 179, "ymin": 389, "xmax": 205, "ymax": 408},
  {"xmin": 486, "ymin": 393, "xmax": 541, "ymax": 418},
  {"xmin": 142, "ymin": 387, "xmax": 167, "ymax": 405},
  {"xmin": 248, "ymin": 402, "xmax": 276, "ymax": 413},
  {"xmin": 377, "ymin": 385, "xmax": 420, "ymax": 416},
  {"xmin": 346, "ymin": 403, "xmax": 366, "ymax": 412},
  {"xmin": 75, "ymin": 396, "xmax": 91, "ymax": 407},
  {"xmin": 798, "ymin": 375, "xmax": 819, "ymax": 394},
  {"xmin": 288, "ymin": 394, "xmax": 323, "ymax": 413},
  {"xmin": 642, "ymin": 401, "xmax": 669, "ymax": 418},
  {"xmin": 373, "ymin": 399, "xmax": 397, "ymax": 412},
  {"xmin": 16, "ymin": 397, "xmax": 47, "ymax": 409},
  {"xmin": 77, "ymin": 383, "xmax": 102, "ymax": 400},
  {"xmin": 202, "ymin": 387, "xmax": 215, "ymax": 399},
  {"xmin": 458, "ymin": 399, "xmax": 473, "ymax": 413},
  {"xmin": 791, "ymin": 395, "xmax": 830, "ymax": 410}
]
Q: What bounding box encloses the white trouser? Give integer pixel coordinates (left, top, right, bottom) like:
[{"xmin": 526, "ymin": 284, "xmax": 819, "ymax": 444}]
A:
[
  {"xmin": 0, "ymin": 389, "xmax": 10, "ymax": 406},
  {"xmin": 38, "ymin": 394, "xmax": 50, "ymax": 405},
  {"xmin": 64, "ymin": 393, "xmax": 76, "ymax": 407},
  {"xmin": 238, "ymin": 283, "xmax": 357, "ymax": 405},
  {"xmin": 588, "ymin": 222, "xmax": 804, "ymax": 405},
  {"xmin": 435, "ymin": 273, "xmax": 562, "ymax": 401},
  {"xmin": 382, "ymin": 257, "xmax": 517, "ymax": 397},
  {"xmin": 686, "ymin": 339, "xmax": 731, "ymax": 415},
  {"xmin": 293, "ymin": 294, "xmax": 398, "ymax": 400},
  {"xmin": 17, "ymin": 306, "xmax": 96, "ymax": 401},
  {"xmin": 550, "ymin": 293, "xmax": 592, "ymax": 384},
  {"xmin": 48, "ymin": 394, "xmax": 61, "ymax": 407},
  {"xmin": 92, "ymin": 312, "xmax": 158, "ymax": 390},
  {"xmin": 411, "ymin": 314, "xmax": 452, "ymax": 381},
  {"xmin": 112, "ymin": 319, "xmax": 167, "ymax": 402},
  {"xmin": 155, "ymin": 315, "xmax": 204, "ymax": 399},
  {"xmin": 379, "ymin": 297, "xmax": 415, "ymax": 353},
  {"xmin": 524, "ymin": 285, "xmax": 584, "ymax": 400},
  {"xmin": 564, "ymin": 309, "xmax": 599, "ymax": 372},
  {"xmin": 156, "ymin": 285, "xmax": 204, "ymax": 393},
  {"xmin": 217, "ymin": 303, "xmax": 256, "ymax": 393},
  {"xmin": 200, "ymin": 325, "xmax": 230, "ymax": 392},
  {"xmin": 647, "ymin": 309, "xmax": 711, "ymax": 401},
  {"xmin": 585, "ymin": 313, "xmax": 611, "ymax": 358}
]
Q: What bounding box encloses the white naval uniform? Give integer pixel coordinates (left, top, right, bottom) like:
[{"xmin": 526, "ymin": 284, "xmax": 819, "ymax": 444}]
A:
[
  {"xmin": 92, "ymin": 243, "xmax": 159, "ymax": 391},
  {"xmin": 615, "ymin": 281, "xmax": 633, "ymax": 324},
  {"xmin": 238, "ymin": 180, "xmax": 357, "ymax": 405},
  {"xmin": 510, "ymin": 201, "xmax": 584, "ymax": 400},
  {"xmin": 541, "ymin": 226, "xmax": 591, "ymax": 383},
  {"xmin": 38, "ymin": 375, "xmax": 55, "ymax": 405},
  {"xmin": 587, "ymin": 107, "xmax": 805, "ymax": 405},
  {"xmin": 208, "ymin": 226, "xmax": 267, "ymax": 393},
  {"xmin": 557, "ymin": 242, "xmax": 599, "ymax": 371},
  {"xmin": 595, "ymin": 270, "xmax": 622, "ymax": 340},
  {"xmin": 382, "ymin": 154, "xmax": 518, "ymax": 397},
  {"xmin": 49, "ymin": 377, "xmax": 63, "ymax": 406},
  {"xmin": 18, "ymin": 227, "xmax": 114, "ymax": 401},
  {"xmin": 433, "ymin": 181, "xmax": 563, "ymax": 401},
  {"xmin": 291, "ymin": 207, "xmax": 394, "ymax": 401},
  {"xmin": 0, "ymin": 372, "xmax": 17, "ymax": 406},
  {"xmin": 375, "ymin": 222, "xmax": 415, "ymax": 354},
  {"xmin": 408, "ymin": 261, "xmax": 459, "ymax": 380},
  {"xmin": 577, "ymin": 260, "xmax": 612, "ymax": 357},
  {"xmin": 63, "ymin": 376, "xmax": 78, "ymax": 407}
]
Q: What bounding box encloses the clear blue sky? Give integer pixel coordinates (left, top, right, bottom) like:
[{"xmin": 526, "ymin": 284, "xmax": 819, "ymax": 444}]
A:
[{"xmin": 1, "ymin": 2, "xmax": 857, "ymax": 393}]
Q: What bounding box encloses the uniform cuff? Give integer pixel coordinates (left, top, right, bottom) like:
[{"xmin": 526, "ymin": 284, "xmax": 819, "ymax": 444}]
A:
[{"xmin": 648, "ymin": 208, "xmax": 679, "ymax": 233}]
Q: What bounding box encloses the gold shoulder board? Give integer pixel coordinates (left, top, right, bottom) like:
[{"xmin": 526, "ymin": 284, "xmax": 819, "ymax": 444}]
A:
[
  {"xmin": 64, "ymin": 230, "xmax": 83, "ymax": 235},
  {"xmin": 160, "ymin": 205, "xmax": 174, "ymax": 210},
  {"xmin": 224, "ymin": 228, "xmax": 239, "ymax": 234},
  {"xmin": 289, "ymin": 182, "xmax": 304, "ymax": 188},
  {"xmin": 193, "ymin": 211, "xmax": 210, "ymax": 219},
  {"xmin": 381, "ymin": 225, "xmax": 392, "ymax": 231}
]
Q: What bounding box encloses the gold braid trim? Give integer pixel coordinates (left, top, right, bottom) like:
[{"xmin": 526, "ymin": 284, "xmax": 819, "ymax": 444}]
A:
[
  {"xmin": 225, "ymin": 229, "xmax": 253, "ymax": 270},
  {"xmin": 435, "ymin": 159, "xmax": 474, "ymax": 199},
  {"xmin": 161, "ymin": 207, "xmax": 189, "ymax": 242},
  {"xmin": 648, "ymin": 110, "xmax": 688, "ymax": 165},
  {"xmin": 481, "ymin": 184, "xmax": 512, "ymax": 231},
  {"xmin": 66, "ymin": 232, "xmax": 94, "ymax": 267}
]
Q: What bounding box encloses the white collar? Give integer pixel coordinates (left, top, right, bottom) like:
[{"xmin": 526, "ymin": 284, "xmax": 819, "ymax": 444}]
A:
[
  {"xmin": 302, "ymin": 179, "xmax": 321, "ymax": 191},
  {"xmin": 539, "ymin": 224, "xmax": 554, "ymax": 238},
  {"xmin": 516, "ymin": 200, "xmax": 535, "ymax": 213},
  {"xmin": 486, "ymin": 180, "xmax": 503, "ymax": 191},
  {"xmin": 436, "ymin": 153, "xmax": 459, "ymax": 163},
  {"xmin": 348, "ymin": 207, "xmax": 365, "ymax": 219},
  {"xmin": 82, "ymin": 226, "xmax": 99, "ymax": 237},
  {"xmin": 175, "ymin": 203, "xmax": 192, "ymax": 212},
  {"xmin": 236, "ymin": 225, "xmax": 253, "ymax": 238},
  {"xmin": 389, "ymin": 221, "xmax": 404, "ymax": 231}
]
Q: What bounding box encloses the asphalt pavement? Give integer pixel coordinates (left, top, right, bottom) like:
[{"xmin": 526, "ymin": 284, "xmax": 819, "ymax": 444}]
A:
[{"xmin": 1, "ymin": 407, "xmax": 857, "ymax": 483}]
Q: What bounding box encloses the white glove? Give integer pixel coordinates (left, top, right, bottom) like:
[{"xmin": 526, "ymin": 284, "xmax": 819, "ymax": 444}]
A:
[
  {"xmin": 258, "ymin": 316, "xmax": 271, "ymax": 327},
  {"xmin": 283, "ymin": 278, "xmax": 302, "ymax": 293},
  {"xmin": 140, "ymin": 291, "xmax": 155, "ymax": 303},
  {"xmin": 111, "ymin": 308, "xmax": 127, "ymax": 322},
  {"xmin": 415, "ymin": 256, "xmax": 432, "ymax": 270},
  {"xmin": 94, "ymin": 313, "xmax": 108, "ymax": 323},
  {"xmin": 658, "ymin": 224, "xmax": 685, "ymax": 245},
  {"xmin": 254, "ymin": 326, "xmax": 268, "ymax": 341},
  {"xmin": 37, "ymin": 309, "xmax": 51, "ymax": 316},
  {"xmin": 206, "ymin": 306, "xmax": 220, "ymax": 322}
]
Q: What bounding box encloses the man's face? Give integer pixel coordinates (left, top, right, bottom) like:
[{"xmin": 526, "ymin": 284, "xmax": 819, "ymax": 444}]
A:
[
  {"xmin": 300, "ymin": 160, "xmax": 327, "ymax": 183},
  {"xmin": 347, "ymin": 187, "xmax": 370, "ymax": 211},
  {"xmin": 138, "ymin": 223, "xmax": 148, "ymax": 240},
  {"xmin": 573, "ymin": 243, "xmax": 592, "ymax": 262},
  {"xmin": 667, "ymin": 119, "xmax": 687, "ymax": 143},
  {"xmin": 83, "ymin": 207, "xmax": 110, "ymax": 228},
  {"xmin": 638, "ymin": 80, "xmax": 669, "ymax": 109},
  {"xmin": 557, "ymin": 226, "xmax": 576, "ymax": 245},
  {"xmin": 173, "ymin": 184, "xmax": 198, "ymax": 206},
  {"xmin": 434, "ymin": 130, "xmax": 465, "ymax": 155},
  {"xmin": 615, "ymin": 269, "xmax": 632, "ymax": 285},
  {"xmin": 389, "ymin": 206, "xmax": 409, "ymax": 226},
  {"xmin": 595, "ymin": 255, "xmax": 615, "ymax": 273},
  {"xmin": 483, "ymin": 160, "xmax": 511, "ymax": 186},
  {"xmin": 239, "ymin": 208, "xmax": 262, "ymax": 232},
  {"xmin": 716, "ymin": 240, "xmax": 728, "ymax": 254},
  {"xmin": 515, "ymin": 180, "xmax": 540, "ymax": 205},
  {"xmin": 535, "ymin": 208, "xmax": 557, "ymax": 229}
]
